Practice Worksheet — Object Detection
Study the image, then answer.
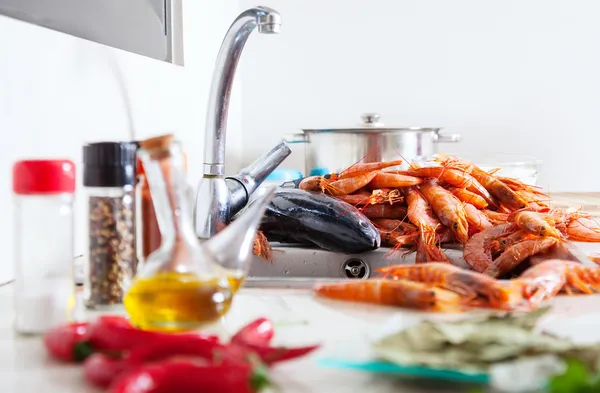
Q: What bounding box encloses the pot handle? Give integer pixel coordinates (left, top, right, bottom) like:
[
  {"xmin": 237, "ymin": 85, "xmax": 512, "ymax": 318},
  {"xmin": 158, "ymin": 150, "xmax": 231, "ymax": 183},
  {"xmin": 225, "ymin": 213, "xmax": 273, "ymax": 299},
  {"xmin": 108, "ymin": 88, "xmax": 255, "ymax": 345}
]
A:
[
  {"xmin": 435, "ymin": 133, "xmax": 461, "ymax": 143},
  {"xmin": 283, "ymin": 133, "xmax": 309, "ymax": 144}
]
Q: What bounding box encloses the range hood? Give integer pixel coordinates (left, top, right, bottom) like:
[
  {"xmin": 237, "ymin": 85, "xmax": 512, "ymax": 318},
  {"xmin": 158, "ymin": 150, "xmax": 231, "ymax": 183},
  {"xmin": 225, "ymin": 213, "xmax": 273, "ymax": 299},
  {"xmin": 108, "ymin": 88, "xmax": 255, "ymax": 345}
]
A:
[{"xmin": 0, "ymin": 0, "xmax": 184, "ymax": 65}]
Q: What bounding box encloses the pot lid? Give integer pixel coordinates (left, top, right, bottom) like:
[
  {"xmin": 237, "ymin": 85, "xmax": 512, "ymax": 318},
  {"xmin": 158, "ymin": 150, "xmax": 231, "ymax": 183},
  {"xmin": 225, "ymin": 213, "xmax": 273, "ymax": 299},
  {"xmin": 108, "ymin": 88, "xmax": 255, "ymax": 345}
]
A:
[{"xmin": 302, "ymin": 113, "xmax": 442, "ymax": 133}]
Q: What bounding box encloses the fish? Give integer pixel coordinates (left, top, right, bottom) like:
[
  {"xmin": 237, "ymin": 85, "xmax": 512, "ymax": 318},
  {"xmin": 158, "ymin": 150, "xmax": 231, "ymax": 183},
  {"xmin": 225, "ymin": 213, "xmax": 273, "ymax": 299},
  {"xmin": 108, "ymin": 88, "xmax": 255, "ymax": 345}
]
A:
[{"xmin": 259, "ymin": 189, "xmax": 381, "ymax": 253}]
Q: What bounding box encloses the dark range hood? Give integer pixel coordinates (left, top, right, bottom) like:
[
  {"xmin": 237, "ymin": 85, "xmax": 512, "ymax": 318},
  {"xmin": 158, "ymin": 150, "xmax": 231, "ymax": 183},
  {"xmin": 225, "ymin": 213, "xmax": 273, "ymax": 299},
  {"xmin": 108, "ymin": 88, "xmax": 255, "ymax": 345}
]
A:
[{"xmin": 0, "ymin": 0, "xmax": 184, "ymax": 65}]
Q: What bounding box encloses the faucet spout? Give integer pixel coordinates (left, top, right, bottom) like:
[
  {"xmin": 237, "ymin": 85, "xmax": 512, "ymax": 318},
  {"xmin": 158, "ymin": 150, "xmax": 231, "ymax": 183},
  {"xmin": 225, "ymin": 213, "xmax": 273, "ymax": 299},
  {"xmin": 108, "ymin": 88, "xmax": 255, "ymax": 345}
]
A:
[
  {"xmin": 194, "ymin": 7, "xmax": 283, "ymax": 241},
  {"xmin": 203, "ymin": 6, "xmax": 281, "ymax": 176}
]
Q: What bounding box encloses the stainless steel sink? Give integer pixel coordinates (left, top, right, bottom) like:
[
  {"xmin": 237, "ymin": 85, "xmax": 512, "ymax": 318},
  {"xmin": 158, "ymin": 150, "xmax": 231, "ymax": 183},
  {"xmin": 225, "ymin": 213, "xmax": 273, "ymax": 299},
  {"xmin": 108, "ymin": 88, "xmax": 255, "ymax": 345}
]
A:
[{"xmin": 246, "ymin": 243, "xmax": 468, "ymax": 288}]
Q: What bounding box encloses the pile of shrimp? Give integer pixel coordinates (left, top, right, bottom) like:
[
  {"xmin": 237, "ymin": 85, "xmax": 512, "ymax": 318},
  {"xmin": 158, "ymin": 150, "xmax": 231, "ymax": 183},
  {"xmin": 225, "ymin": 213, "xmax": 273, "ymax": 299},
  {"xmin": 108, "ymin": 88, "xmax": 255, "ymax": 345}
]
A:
[{"xmin": 309, "ymin": 154, "xmax": 600, "ymax": 312}]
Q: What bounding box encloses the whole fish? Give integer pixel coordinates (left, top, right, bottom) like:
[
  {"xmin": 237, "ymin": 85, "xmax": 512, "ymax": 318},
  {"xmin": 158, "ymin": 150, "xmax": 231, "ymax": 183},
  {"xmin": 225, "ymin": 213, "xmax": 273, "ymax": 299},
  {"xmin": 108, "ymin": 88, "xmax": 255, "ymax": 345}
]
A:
[{"xmin": 260, "ymin": 189, "xmax": 381, "ymax": 253}]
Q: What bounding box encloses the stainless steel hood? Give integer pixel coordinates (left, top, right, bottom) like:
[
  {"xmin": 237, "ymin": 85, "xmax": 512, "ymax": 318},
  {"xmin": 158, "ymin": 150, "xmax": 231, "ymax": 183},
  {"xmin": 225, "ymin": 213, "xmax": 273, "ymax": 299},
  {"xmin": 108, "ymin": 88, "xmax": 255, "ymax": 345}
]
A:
[{"xmin": 0, "ymin": 0, "xmax": 184, "ymax": 65}]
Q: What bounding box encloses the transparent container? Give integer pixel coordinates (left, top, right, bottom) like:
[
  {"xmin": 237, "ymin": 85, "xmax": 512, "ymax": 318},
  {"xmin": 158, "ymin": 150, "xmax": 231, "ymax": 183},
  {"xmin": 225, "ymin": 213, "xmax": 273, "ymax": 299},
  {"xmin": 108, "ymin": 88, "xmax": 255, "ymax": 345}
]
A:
[
  {"xmin": 125, "ymin": 135, "xmax": 232, "ymax": 332},
  {"xmin": 13, "ymin": 159, "xmax": 76, "ymax": 335},
  {"xmin": 83, "ymin": 142, "xmax": 138, "ymax": 310},
  {"xmin": 475, "ymin": 154, "xmax": 541, "ymax": 186}
]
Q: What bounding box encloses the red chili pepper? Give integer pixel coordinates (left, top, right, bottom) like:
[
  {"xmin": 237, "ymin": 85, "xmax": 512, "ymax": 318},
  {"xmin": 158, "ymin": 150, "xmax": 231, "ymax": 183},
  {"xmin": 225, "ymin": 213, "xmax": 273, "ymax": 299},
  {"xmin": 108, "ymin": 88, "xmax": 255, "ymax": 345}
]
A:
[
  {"xmin": 109, "ymin": 361, "xmax": 270, "ymax": 393},
  {"xmin": 231, "ymin": 318, "xmax": 275, "ymax": 347},
  {"xmin": 126, "ymin": 336, "xmax": 226, "ymax": 366},
  {"xmin": 87, "ymin": 315, "xmax": 219, "ymax": 352},
  {"xmin": 83, "ymin": 353, "xmax": 129, "ymax": 388},
  {"xmin": 43, "ymin": 322, "xmax": 94, "ymax": 362},
  {"xmin": 236, "ymin": 343, "xmax": 320, "ymax": 366}
]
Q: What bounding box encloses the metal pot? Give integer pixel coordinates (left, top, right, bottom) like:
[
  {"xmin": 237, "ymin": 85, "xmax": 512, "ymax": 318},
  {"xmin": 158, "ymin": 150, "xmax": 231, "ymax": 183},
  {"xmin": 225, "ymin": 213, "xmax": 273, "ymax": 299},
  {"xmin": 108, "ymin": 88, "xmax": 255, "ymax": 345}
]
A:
[{"xmin": 284, "ymin": 113, "xmax": 461, "ymax": 176}]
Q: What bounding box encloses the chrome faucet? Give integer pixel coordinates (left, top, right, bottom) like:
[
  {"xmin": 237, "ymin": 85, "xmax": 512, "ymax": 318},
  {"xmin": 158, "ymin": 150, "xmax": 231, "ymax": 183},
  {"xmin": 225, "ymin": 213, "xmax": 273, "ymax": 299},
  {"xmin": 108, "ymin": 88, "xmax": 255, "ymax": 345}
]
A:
[{"xmin": 194, "ymin": 6, "xmax": 290, "ymax": 240}]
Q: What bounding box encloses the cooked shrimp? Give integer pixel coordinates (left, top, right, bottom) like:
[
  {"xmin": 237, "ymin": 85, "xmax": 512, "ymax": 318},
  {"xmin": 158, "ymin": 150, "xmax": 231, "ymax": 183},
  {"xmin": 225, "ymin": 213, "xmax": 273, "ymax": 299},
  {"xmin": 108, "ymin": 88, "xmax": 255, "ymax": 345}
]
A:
[
  {"xmin": 463, "ymin": 223, "xmax": 516, "ymax": 273},
  {"xmin": 418, "ymin": 180, "xmax": 469, "ymax": 244},
  {"xmin": 449, "ymin": 187, "xmax": 489, "ymax": 209},
  {"xmin": 368, "ymin": 188, "xmax": 404, "ymax": 205},
  {"xmin": 313, "ymin": 279, "xmax": 464, "ymax": 312},
  {"xmin": 514, "ymin": 259, "xmax": 567, "ymax": 309},
  {"xmin": 463, "ymin": 203, "xmax": 493, "ymax": 234},
  {"xmin": 468, "ymin": 167, "xmax": 529, "ymax": 210},
  {"xmin": 298, "ymin": 176, "xmax": 323, "ymax": 191},
  {"xmin": 434, "ymin": 155, "xmax": 528, "ymax": 210},
  {"xmin": 408, "ymin": 164, "xmax": 495, "ymax": 206},
  {"xmin": 588, "ymin": 253, "xmax": 600, "ymax": 266},
  {"xmin": 415, "ymin": 231, "xmax": 451, "ymax": 263},
  {"xmin": 566, "ymin": 217, "xmax": 600, "ymax": 242},
  {"xmin": 253, "ymin": 230, "xmax": 273, "ymax": 263},
  {"xmin": 378, "ymin": 262, "xmax": 522, "ymax": 309},
  {"xmin": 513, "ymin": 211, "xmax": 562, "ymax": 239},
  {"xmin": 483, "ymin": 237, "xmax": 557, "ymax": 278},
  {"xmin": 339, "ymin": 159, "xmax": 403, "ymax": 178},
  {"xmin": 498, "ymin": 176, "xmax": 549, "ymax": 200},
  {"xmin": 405, "ymin": 186, "xmax": 441, "ymax": 234},
  {"xmin": 325, "ymin": 171, "xmax": 379, "ymax": 196},
  {"xmin": 558, "ymin": 261, "xmax": 600, "ymax": 295},
  {"xmin": 372, "ymin": 219, "xmax": 417, "ymax": 232},
  {"xmin": 481, "ymin": 209, "xmax": 509, "ymax": 225},
  {"xmin": 334, "ymin": 193, "xmax": 371, "ymax": 206},
  {"xmin": 361, "ymin": 204, "xmax": 408, "ymax": 219},
  {"xmin": 369, "ymin": 172, "xmax": 423, "ymax": 189},
  {"xmin": 488, "ymin": 229, "xmax": 534, "ymax": 255},
  {"xmin": 529, "ymin": 244, "xmax": 582, "ymax": 265}
]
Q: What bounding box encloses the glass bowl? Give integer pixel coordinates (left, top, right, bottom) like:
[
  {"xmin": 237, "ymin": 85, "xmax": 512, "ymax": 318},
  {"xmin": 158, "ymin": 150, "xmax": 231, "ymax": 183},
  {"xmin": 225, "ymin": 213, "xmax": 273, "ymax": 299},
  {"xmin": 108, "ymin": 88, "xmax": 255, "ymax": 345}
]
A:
[{"xmin": 474, "ymin": 154, "xmax": 541, "ymax": 186}]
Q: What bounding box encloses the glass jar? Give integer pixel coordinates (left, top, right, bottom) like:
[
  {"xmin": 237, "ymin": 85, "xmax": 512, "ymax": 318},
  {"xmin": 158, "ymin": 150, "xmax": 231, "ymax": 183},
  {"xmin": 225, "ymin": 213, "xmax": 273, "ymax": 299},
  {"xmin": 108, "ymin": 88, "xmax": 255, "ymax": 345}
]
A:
[
  {"xmin": 83, "ymin": 142, "xmax": 138, "ymax": 309},
  {"xmin": 12, "ymin": 159, "xmax": 76, "ymax": 335}
]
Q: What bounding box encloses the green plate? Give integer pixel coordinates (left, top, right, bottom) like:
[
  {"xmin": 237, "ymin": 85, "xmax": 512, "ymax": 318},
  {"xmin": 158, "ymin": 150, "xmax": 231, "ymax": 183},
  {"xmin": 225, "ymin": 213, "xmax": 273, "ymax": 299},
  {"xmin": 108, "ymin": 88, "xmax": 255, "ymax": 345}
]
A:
[{"xmin": 318, "ymin": 358, "xmax": 490, "ymax": 384}]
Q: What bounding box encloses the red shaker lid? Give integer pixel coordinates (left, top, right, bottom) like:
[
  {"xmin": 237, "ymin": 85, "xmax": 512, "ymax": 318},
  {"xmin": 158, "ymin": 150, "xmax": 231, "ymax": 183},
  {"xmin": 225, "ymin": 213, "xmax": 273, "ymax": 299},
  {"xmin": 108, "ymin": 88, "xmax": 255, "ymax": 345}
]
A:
[{"xmin": 13, "ymin": 159, "xmax": 76, "ymax": 195}]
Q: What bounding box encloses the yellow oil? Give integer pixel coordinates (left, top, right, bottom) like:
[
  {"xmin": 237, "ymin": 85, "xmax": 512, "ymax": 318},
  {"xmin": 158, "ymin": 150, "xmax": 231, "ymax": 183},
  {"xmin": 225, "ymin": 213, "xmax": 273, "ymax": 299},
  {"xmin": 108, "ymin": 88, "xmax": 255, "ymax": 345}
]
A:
[
  {"xmin": 124, "ymin": 272, "xmax": 235, "ymax": 332},
  {"xmin": 226, "ymin": 271, "xmax": 246, "ymax": 295}
]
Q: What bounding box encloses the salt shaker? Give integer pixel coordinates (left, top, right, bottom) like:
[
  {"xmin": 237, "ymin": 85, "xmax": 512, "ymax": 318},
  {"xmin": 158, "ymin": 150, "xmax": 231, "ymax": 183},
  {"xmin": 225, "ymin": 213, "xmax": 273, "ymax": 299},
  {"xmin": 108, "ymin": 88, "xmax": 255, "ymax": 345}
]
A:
[
  {"xmin": 12, "ymin": 159, "xmax": 76, "ymax": 335},
  {"xmin": 83, "ymin": 142, "xmax": 137, "ymax": 309}
]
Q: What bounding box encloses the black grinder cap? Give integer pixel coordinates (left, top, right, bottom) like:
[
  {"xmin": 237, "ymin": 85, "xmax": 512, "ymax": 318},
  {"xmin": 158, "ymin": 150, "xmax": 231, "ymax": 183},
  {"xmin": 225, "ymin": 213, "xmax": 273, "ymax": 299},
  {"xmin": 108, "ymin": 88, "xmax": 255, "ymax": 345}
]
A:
[{"xmin": 83, "ymin": 142, "xmax": 138, "ymax": 187}]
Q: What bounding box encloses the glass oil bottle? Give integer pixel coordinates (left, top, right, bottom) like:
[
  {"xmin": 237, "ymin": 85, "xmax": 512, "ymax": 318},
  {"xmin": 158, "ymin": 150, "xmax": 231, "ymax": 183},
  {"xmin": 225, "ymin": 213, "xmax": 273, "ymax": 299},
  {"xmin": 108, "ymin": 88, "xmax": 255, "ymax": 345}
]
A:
[{"xmin": 124, "ymin": 135, "xmax": 232, "ymax": 332}]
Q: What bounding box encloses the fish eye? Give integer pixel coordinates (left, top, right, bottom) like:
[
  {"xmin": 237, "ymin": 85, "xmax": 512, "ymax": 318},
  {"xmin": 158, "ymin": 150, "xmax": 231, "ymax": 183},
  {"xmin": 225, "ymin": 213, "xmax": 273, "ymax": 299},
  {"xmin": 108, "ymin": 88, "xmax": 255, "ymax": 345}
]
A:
[{"xmin": 359, "ymin": 220, "xmax": 369, "ymax": 228}]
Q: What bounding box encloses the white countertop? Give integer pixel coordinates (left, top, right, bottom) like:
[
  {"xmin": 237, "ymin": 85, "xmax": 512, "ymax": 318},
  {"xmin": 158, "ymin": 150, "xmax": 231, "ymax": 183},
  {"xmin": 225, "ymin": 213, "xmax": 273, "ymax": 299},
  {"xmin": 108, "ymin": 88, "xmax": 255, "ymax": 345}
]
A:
[{"xmin": 4, "ymin": 282, "xmax": 600, "ymax": 393}]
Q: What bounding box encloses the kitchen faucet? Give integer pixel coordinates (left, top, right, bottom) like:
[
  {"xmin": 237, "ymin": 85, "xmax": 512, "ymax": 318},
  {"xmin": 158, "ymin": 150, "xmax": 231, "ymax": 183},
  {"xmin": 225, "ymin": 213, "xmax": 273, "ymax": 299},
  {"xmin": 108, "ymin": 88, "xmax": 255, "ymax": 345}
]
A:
[{"xmin": 194, "ymin": 6, "xmax": 290, "ymax": 240}]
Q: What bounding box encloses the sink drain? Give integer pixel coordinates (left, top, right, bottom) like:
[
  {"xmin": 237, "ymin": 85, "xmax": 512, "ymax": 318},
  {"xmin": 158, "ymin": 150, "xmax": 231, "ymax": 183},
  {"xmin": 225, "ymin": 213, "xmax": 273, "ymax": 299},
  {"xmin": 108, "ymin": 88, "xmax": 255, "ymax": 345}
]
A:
[{"xmin": 341, "ymin": 258, "xmax": 370, "ymax": 279}]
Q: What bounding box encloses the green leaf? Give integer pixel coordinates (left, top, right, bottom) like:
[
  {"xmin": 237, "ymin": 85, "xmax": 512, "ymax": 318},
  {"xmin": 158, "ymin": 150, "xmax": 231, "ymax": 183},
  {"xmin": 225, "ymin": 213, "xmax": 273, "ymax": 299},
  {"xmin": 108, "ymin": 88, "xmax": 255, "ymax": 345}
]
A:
[{"xmin": 547, "ymin": 358, "xmax": 591, "ymax": 393}]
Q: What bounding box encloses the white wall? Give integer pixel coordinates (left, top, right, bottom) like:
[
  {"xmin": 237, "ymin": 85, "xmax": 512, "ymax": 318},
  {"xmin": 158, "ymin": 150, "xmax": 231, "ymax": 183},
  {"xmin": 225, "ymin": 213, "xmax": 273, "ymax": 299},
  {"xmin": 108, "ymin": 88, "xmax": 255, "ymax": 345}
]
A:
[
  {"xmin": 239, "ymin": 0, "xmax": 600, "ymax": 192},
  {"xmin": 0, "ymin": 0, "xmax": 244, "ymax": 283}
]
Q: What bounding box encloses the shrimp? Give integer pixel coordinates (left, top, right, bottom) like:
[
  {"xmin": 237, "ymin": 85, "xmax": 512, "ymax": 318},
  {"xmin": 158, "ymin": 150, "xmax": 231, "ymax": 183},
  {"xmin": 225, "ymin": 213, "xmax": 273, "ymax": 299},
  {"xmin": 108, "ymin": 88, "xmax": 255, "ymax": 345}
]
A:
[
  {"xmin": 588, "ymin": 253, "xmax": 600, "ymax": 266},
  {"xmin": 253, "ymin": 231, "xmax": 273, "ymax": 263},
  {"xmin": 463, "ymin": 223, "xmax": 516, "ymax": 273},
  {"xmin": 418, "ymin": 180, "xmax": 469, "ymax": 244},
  {"xmin": 313, "ymin": 279, "xmax": 464, "ymax": 312},
  {"xmin": 334, "ymin": 193, "xmax": 371, "ymax": 206},
  {"xmin": 361, "ymin": 204, "xmax": 408, "ymax": 219},
  {"xmin": 339, "ymin": 159, "xmax": 403, "ymax": 178},
  {"xmin": 298, "ymin": 176, "xmax": 323, "ymax": 191},
  {"xmin": 408, "ymin": 164, "xmax": 495, "ymax": 206},
  {"xmin": 463, "ymin": 202, "xmax": 493, "ymax": 234},
  {"xmin": 368, "ymin": 188, "xmax": 404, "ymax": 205},
  {"xmin": 483, "ymin": 237, "xmax": 558, "ymax": 278},
  {"xmin": 558, "ymin": 261, "xmax": 600, "ymax": 295},
  {"xmin": 481, "ymin": 209, "xmax": 509, "ymax": 225},
  {"xmin": 498, "ymin": 176, "xmax": 549, "ymax": 200},
  {"xmin": 566, "ymin": 217, "xmax": 600, "ymax": 242},
  {"xmin": 372, "ymin": 219, "xmax": 417, "ymax": 232},
  {"xmin": 514, "ymin": 259, "xmax": 567, "ymax": 309},
  {"xmin": 378, "ymin": 262, "xmax": 523, "ymax": 309},
  {"xmin": 449, "ymin": 187, "xmax": 489, "ymax": 209},
  {"xmin": 405, "ymin": 186, "xmax": 441, "ymax": 234},
  {"xmin": 435, "ymin": 155, "xmax": 527, "ymax": 210},
  {"xmin": 325, "ymin": 171, "xmax": 379, "ymax": 196},
  {"xmin": 529, "ymin": 243, "xmax": 582, "ymax": 265},
  {"xmin": 513, "ymin": 211, "xmax": 562, "ymax": 239},
  {"xmin": 468, "ymin": 167, "xmax": 529, "ymax": 210},
  {"xmin": 368, "ymin": 172, "xmax": 423, "ymax": 189},
  {"xmin": 415, "ymin": 231, "xmax": 451, "ymax": 263},
  {"xmin": 488, "ymin": 229, "xmax": 534, "ymax": 255}
]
